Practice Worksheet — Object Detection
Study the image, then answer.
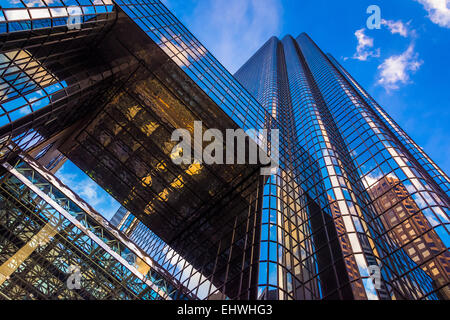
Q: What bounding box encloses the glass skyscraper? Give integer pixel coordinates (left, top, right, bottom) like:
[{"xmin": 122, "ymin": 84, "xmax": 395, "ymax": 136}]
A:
[
  {"xmin": 234, "ymin": 35, "xmax": 449, "ymax": 300},
  {"xmin": 0, "ymin": 0, "xmax": 448, "ymax": 300}
]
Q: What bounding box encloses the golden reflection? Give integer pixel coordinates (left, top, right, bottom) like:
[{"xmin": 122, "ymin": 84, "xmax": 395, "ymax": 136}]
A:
[
  {"xmin": 186, "ymin": 161, "xmax": 202, "ymax": 175},
  {"xmin": 170, "ymin": 175, "xmax": 185, "ymax": 189},
  {"xmin": 0, "ymin": 221, "xmax": 60, "ymax": 286},
  {"xmin": 134, "ymin": 80, "xmax": 196, "ymax": 133},
  {"xmin": 141, "ymin": 174, "xmax": 152, "ymax": 186},
  {"xmin": 0, "ymin": 50, "xmax": 59, "ymax": 102},
  {"xmin": 146, "ymin": 160, "xmax": 203, "ymax": 207},
  {"xmin": 135, "ymin": 257, "xmax": 151, "ymax": 276},
  {"xmin": 158, "ymin": 189, "xmax": 169, "ymax": 202},
  {"xmin": 126, "ymin": 105, "xmax": 142, "ymax": 121},
  {"xmin": 156, "ymin": 160, "xmax": 167, "ymax": 172},
  {"xmin": 156, "ymin": 96, "xmax": 195, "ymax": 131},
  {"xmin": 112, "ymin": 124, "xmax": 123, "ymax": 135},
  {"xmin": 144, "ymin": 203, "xmax": 155, "ymax": 216},
  {"xmin": 140, "ymin": 121, "xmax": 159, "ymax": 137},
  {"xmin": 369, "ymin": 176, "xmax": 450, "ymax": 299}
]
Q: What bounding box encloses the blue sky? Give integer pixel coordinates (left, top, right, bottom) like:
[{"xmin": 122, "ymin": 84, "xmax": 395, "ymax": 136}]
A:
[
  {"xmin": 163, "ymin": 0, "xmax": 450, "ymax": 173},
  {"xmin": 56, "ymin": 0, "xmax": 449, "ymax": 219},
  {"xmin": 55, "ymin": 161, "xmax": 121, "ymax": 220}
]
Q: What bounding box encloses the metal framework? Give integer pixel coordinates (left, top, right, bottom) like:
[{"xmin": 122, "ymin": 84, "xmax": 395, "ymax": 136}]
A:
[{"xmin": 0, "ymin": 154, "xmax": 193, "ymax": 300}]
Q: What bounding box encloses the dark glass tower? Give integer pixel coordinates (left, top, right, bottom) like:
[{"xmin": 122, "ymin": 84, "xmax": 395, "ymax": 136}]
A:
[{"xmin": 0, "ymin": 0, "xmax": 448, "ymax": 300}]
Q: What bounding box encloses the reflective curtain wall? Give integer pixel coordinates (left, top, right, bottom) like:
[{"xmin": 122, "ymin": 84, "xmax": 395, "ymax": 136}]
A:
[
  {"xmin": 235, "ymin": 34, "xmax": 449, "ymax": 300},
  {"xmin": 0, "ymin": 0, "xmax": 448, "ymax": 300}
]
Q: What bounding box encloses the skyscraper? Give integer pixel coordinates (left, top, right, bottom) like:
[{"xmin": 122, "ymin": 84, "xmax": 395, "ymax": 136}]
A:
[
  {"xmin": 234, "ymin": 34, "xmax": 449, "ymax": 300},
  {"xmin": 0, "ymin": 0, "xmax": 448, "ymax": 300}
]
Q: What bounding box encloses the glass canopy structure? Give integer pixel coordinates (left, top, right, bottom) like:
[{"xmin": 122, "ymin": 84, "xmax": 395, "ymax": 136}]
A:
[{"xmin": 0, "ymin": 154, "xmax": 192, "ymax": 299}]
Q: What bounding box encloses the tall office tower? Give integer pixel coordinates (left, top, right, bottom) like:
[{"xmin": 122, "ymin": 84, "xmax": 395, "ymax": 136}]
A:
[
  {"xmin": 234, "ymin": 35, "xmax": 450, "ymax": 300},
  {"xmin": 0, "ymin": 0, "xmax": 448, "ymax": 300}
]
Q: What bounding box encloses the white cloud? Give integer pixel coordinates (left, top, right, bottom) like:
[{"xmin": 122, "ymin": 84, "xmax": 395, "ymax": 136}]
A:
[
  {"xmin": 376, "ymin": 44, "xmax": 423, "ymax": 91},
  {"xmin": 78, "ymin": 180, "xmax": 103, "ymax": 206},
  {"xmin": 159, "ymin": 36, "xmax": 207, "ymax": 68},
  {"xmin": 177, "ymin": 0, "xmax": 282, "ymax": 73},
  {"xmin": 381, "ymin": 19, "xmax": 410, "ymax": 37},
  {"xmin": 57, "ymin": 169, "xmax": 101, "ymax": 206},
  {"xmin": 416, "ymin": 0, "xmax": 450, "ymax": 28},
  {"xmin": 55, "ymin": 164, "xmax": 120, "ymax": 219},
  {"xmin": 349, "ymin": 28, "xmax": 380, "ymax": 61},
  {"xmin": 364, "ymin": 172, "xmax": 397, "ymax": 189}
]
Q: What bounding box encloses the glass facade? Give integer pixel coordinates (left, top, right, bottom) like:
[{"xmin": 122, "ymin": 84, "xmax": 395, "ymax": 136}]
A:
[
  {"xmin": 110, "ymin": 206, "xmax": 129, "ymax": 228},
  {"xmin": 0, "ymin": 0, "xmax": 448, "ymax": 300},
  {"xmin": 108, "ymin": 208, "xmax": 225, "ymax": 299},
  {"xmin": 234, "ymin": 34, "xmax": 449, "ymax": 300}
]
